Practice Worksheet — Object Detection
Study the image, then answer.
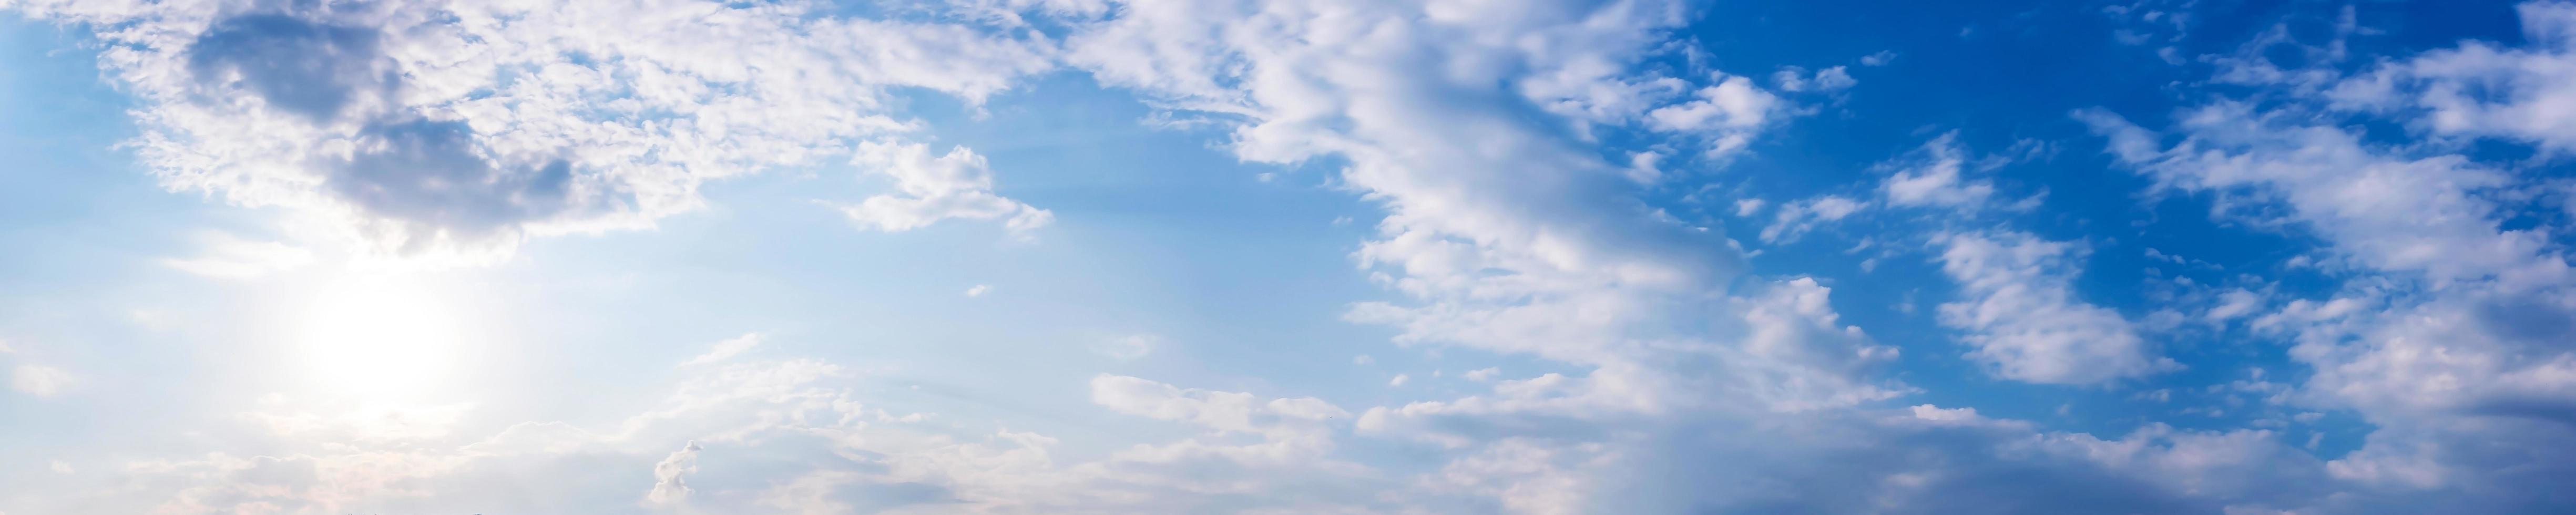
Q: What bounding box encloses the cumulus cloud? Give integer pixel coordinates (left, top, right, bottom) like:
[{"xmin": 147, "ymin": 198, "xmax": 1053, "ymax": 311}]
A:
[
  {"xmin": 11, "ymin": 363, "xmax": 71, "ymax": 397},
  {"xmin": 1936, "ymin": 231, "xmax": 2173, "ymax": 384},
  {"xmin": 835, "ymin": 141, "xmax": 1054, "ymax": 236},
  {"xmin": 2071, "ymin": 4, "xmax": 2576, "ymax": 502},
  {"xmin": 16, "ymin": 0, "xmax": 1056, "ymax": 259},
  {"xmin": 644, "ymin": 441, "xmax": 700, "ymax": 507},
  {"xmin": 1878, "ymin": 132, "xmax": 1999, "ymax": 209},
  {"xmin": 1647, "ymin": 74, "xmax": 1787, "ymax": 157},
  {"xmin": 2329, "ymin": 3, "xmax": 2576, "ymax": 152}
]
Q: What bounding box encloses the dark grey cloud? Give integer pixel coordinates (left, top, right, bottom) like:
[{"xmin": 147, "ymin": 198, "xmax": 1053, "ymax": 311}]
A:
[
  {"xmin": 187, "ymin": 14, "xmax": 398, "ymax": 123},
  {"xmin": 330, "ymin": 118, "xmax": 586, "ymax": 245}
]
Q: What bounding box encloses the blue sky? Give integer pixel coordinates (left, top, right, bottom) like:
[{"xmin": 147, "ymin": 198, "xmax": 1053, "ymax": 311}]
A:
[{"xmin": 3, "ymin": 0, "xmax": 2575, "ymax": 513}]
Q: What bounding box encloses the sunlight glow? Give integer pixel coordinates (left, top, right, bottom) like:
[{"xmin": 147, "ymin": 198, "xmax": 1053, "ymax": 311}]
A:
[{"xmin": 295, "ymin": 273, "xmax": 467, "ymax": 400}]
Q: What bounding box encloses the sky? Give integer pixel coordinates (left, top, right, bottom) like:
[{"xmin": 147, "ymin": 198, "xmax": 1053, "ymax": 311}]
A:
[{"xmin": 1, "ymin": 0, "xmax": 2574, "ymax": 513}]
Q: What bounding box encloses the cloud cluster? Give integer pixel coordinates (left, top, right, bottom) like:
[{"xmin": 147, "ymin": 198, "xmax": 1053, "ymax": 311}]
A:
[
  {"xmin": 1936, "ymin": 231, "xmax": 2173, "ymax": 385},
  {"xmin": 12, "ymin": 0, "xmax": 1057, "ymax": 259},
  {"xmin": 2070, "ymin": 3, "xmax": 2576, "ymax": 505}
]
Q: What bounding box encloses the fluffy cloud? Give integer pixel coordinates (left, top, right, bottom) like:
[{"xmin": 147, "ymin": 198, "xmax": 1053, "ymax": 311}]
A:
[
  {"xmin": 2329, "ymin": 3, "xmax": 2576, "ymax": 151},
  {"xmin": 643, "ymin": 442, "xmax": 700, "ymax": 507},
  {"xmin": 2073, "ymin": 2, "xmax": 2576, "ymax": 502},
  {"xmin": 1877, "ymin": 132, "xmax": 1999, "ymax": 209},
  {"xmin": 13, "ymin": 0, "xmax": 1056, "ymax": 259},
  {"xmin": 835, "ymin": 142, "xmax": 1054, "ymax": 236},
  {"xmin": 1, "ymin": 342, "xmax": 73, "ymax": 398},
  {"xmin": 19, "ymin": 0, "xmax": 2576, "ymax": 513},
  {"xmin": 10, "ymin": 363, "xmax": 72, "ymax": 397},
  {"xmin": 1936, "ymin": 231, "xmax": 2173, "ymax": 384}
]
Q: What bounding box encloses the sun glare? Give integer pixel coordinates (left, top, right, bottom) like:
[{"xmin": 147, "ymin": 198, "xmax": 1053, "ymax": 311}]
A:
[{"xmin": 295, "ymin": 273, "xmax": 468, "ymax": 400}]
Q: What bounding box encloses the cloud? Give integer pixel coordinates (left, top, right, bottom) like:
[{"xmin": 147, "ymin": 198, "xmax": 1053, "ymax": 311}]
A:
[
  {"xmin": 11, "ymin": 364, "xmax": 71, "ymax": 397},
  {"xmin": 23, "ymin": 0, "xmax": 1058, "ymax": 259},
  {"xmin": 679, "ymin": 333, "xmax": 765, "ymax": 367},
  {"xmin": 644, "ymin": 441, "xmax": 701, "ymax": 507},
  {"xmin": 27, "ymin": 0, "xmax": 2576, "ymax": 512},
  {"xmin": 184, "ymin": 14, "xmax": 401, "ymax": 123},
  {"xmin": 2072, "ymin": 3, "xmax": 2576, "ymax": 500},
  {"xmin": 965, "ymin": 284, "xmax": 993, "ymax": 297},
  {"xmin": 1761, "ymin": 195, "xmax": 1867, "ymax": 243},
  {"xmin": 1936, "ymin": 231, "xmax": 2173, "ymax": 384},
  {"xmin": 1091, "ymin": 334, "xmax": 1158, "ymax": 361},
  {"xmin": 1877, "ymin": 132, "xmax": 1998, "ymax": 209},
  {"xmin": 835, "ymin": 141, "xmax": 1054, "ymax": 236},
  {"xmin": 1647, "ymin": 74, "xmax": 1787, "ymax": 157},
  {"xmin": 161, "ymin": 232, "xmax": 316, "ymax": 279},
  {"xmin": 1772, "ymin": 66, "xmax": 1856, "ymax": 92},
  {"xmin": 2328, "ymin": 3, "xmax": 2576, "ymax": 152}
]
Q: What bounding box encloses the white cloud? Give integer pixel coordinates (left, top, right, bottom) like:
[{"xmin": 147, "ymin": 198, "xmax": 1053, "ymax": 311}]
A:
[
  {"xmin": 2329, "ymin": 3, "xmax": 2576, "ymax": 152},
  {"xmin": 1877, "ymin": 132, "xmax": 1998, "ymax": 209},
  {"xmin": 1647, "ymin": 74, "xmax": 1786, "ymax": 157},
  {"xmin": 1389, "ymin": 374, "xmax": 1410, "ymax": 387},
  {"xmin": 2072, "ymin": 5, "xmax": 2576, "ymax": 496},
  {"xmin": 1814, "ymin": 66, "xmax": 1858, "ymax": 91},
  {"xmin": 1091, "ymin": 334, "xmax": 1157, "ymax": 361},
  {"xmin": 965, "ymin": 284, "xmax": 994, "ymax": 297},
  {"xmin": 836, "ymin": 141, "xmax": 1054, "ymax": 236},
  {"xmin": 16, "ymin": 0, "xmax": 1057, "ymax": 259},
  {"xmin": 160, "ymin": 232, "xmax": 315, "ymax": 279},
  {"xmin": 29, "ymin": 0, "xmax": 2576, "ymax": 512},
  {"xmin": 645, "ymin": 441, "xmax": 701, "ymax": 507},
  {"xmin": 1936, "ymin": 231, "xmax": 2172, "ymax": 384},
  {"xmin": 1861, "ymin": 50, "xmax": 1898, "ymax": 66},
  {"xmin": 1651, "ymin": 75, "xmax": 1780, "ymax": 131},
  {"xmin": 1761, "ymin": 195, "xmax": 1868, "ymax": 243},
  {"xmin": 1733, "ymin": 198, "xmax": 1767, "ymax": 217},
  {"xmin": 11, "ymin": 364, "xmax": 71, "ymax": 397},
  {"xmin": 1773, "ymin": 66, "xmax": 1856, "ymax": 92},
  {"xmin": 679, "ymin": 333, "xmax": 764, "ymax": 367}
]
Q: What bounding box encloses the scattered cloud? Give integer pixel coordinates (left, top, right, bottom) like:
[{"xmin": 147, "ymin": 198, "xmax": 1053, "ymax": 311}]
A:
[
  {"xmin": 680, "ymin": 333, "xmax": 765, "ymax": 367},
  {"xmin": 835, "ymin": 141, "xmax": 1053, "ymax": 237},
  {"xmin": 1091, "ymin": 334, "xmax": 1157, "ymax": 361},
  {"xmin": 11, "ymin": 364, "xmax": 72, "ymax": 397},
  {"xmin": 1936, "ymin": 231, "xmax": 2174, "ymax": 384},
  {"xmin": 160, "ymin": 232, "xmax": 315, "ymax": 279}
]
